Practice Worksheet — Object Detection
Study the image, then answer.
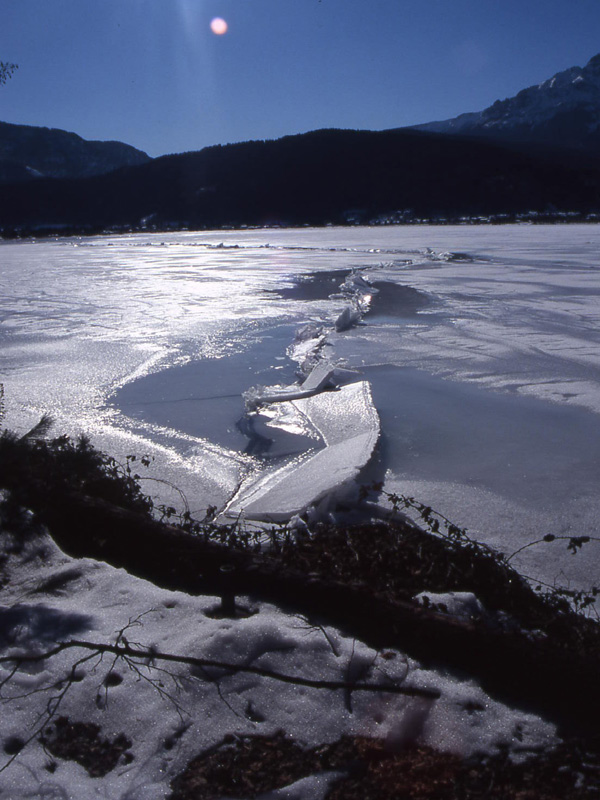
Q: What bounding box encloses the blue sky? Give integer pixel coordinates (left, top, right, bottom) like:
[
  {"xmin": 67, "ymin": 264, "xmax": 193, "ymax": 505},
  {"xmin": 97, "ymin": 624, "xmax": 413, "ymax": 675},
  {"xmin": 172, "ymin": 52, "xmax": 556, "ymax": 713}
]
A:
[{"xmin": 2, "ymin": 0, "xmax": 600, "ymax": 157}]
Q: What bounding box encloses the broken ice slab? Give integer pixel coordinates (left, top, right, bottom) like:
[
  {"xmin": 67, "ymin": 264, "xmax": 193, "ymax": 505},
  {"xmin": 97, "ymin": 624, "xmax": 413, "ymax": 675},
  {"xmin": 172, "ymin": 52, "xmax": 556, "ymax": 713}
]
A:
[
  {"xmin": 335, "ymin": 305, "xmax": 363, "ymax": 332},
  {"xmin": 300, "ymin": 361, "xmax": 337, "ymax": 393},
  {"xmin": 341, "ymin": 272, "xmax": 379, "ymax": 296},
  {"xmin": 224, "ymin": 380, "xmax": 380, "ymax": 522},
  {"xmin": 243, "ymin": 361, "xmax": 338, "ymax": 410}
]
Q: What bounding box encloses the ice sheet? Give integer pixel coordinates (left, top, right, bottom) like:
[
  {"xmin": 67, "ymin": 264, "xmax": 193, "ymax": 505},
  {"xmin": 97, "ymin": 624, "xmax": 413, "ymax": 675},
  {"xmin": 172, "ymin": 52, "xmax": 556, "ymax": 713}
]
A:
[{"xmin": 2, "ymin": 225, "xmax": 600, "ymax": 584}]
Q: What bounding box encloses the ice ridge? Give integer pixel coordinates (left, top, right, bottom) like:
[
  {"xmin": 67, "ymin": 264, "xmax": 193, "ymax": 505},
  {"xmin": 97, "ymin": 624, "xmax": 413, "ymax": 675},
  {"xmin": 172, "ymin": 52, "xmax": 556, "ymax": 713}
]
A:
[{"xmin": 223, "ymin": 271, "xmax": 382, "ymax": 522}]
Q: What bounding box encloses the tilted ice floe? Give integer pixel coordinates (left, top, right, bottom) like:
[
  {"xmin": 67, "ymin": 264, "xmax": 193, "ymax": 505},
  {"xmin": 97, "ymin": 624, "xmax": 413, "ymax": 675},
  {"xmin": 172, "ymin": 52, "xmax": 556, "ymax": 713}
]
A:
[
  {"xmin": 333, "ymin": 271, "xmax": 379, "ymax": 332},
  {"xmin": 423, "ymin": 248, "xmax": 475, "ymax": 263},
  {"xmin": 287, "ymin": 323, "xmax": 327, "ymax": 373},
  {"xmin": 224, "ymin": 380, "xmax": 380, "ymax": 521},
  {"xmin": 243, "ymin": 361, "xmax": 340, "ymax": 410},
  {"xmin": 334, "ymin": 305, "xmax": 363, "ymax": 332},
  {"xmin": 340, "ymin": 272, "xmax": 380, "ymax": 300}
]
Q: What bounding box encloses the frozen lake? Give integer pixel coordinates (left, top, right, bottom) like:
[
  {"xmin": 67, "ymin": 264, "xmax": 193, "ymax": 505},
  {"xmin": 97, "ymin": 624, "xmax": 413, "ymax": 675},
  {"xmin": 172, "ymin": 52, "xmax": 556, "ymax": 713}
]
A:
[{"xmin": 2, "ymin": 224, "xmax": 600, "ymax": 586}]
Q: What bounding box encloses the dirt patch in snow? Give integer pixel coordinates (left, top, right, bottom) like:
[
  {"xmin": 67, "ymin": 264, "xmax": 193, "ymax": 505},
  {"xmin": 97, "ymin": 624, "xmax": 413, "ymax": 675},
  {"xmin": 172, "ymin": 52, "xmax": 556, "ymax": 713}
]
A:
[
  {"xmin": 40, "ymin": 716, "xmax": 133, "ymax": 777},
  {"xmin": 169, "ymin": 733, "xmax": 600, "ymax": 799}
]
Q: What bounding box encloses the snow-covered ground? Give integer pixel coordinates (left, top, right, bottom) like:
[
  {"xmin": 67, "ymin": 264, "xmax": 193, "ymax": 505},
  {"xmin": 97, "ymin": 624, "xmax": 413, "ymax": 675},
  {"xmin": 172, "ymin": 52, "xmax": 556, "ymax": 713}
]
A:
[
  {"xmin": 0, "ymin": 520, "xmax": 557, "ymax": 799},
  {"xmin": 2, "ymin": 225, "xmax": 600, "ymax": 587}
]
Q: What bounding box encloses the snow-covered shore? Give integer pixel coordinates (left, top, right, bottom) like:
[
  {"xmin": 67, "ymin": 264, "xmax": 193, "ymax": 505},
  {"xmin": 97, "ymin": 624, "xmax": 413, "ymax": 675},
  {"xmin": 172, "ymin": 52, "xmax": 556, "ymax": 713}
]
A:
[{"xmin": 0, "ymin": 515, "xmax": 561, "ymax": 799}]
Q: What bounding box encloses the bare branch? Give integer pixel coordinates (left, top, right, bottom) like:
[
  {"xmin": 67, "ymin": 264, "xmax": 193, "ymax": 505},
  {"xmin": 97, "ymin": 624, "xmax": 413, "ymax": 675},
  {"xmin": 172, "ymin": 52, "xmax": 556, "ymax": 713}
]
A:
[
  {"xmin": 0, "ymin": 62, "xmax": 17, "ymax": 86},
  {"xmin": 0, "ymin": 632, "xmax": 438, "ymax": 772},
  {"xmin": 292, "ymin": 614, "xmax": 340, "ymax": 657},
  {"xmin": 0, "ymin": 638, "xmax": 439, "ymax": 698}
]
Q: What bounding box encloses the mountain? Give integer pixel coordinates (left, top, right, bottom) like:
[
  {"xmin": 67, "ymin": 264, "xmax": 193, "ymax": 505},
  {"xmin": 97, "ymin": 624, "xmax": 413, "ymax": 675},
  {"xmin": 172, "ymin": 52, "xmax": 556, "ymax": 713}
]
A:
[
  {"xmin": 2, "ymin": 127, "xmax": 600, "ymax": 233},
  {"xmin": 414, "ymin": 54, "xmax": 600, "ymax": 156},
  {"xmin": 0, "ymin": 121, "xmax": 151, "ymax": 183}
]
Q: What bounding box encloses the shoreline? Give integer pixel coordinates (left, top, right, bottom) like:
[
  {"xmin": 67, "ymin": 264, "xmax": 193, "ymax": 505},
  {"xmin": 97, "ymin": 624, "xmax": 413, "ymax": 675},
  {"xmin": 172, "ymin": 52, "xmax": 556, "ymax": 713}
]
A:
[{"xmin": 3, "ymin": 215, "xmax": 600, "ymax": 242}]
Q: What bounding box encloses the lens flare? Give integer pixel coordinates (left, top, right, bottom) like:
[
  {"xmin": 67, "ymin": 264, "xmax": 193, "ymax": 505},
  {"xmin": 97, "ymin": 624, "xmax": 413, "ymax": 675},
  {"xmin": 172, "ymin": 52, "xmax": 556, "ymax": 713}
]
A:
[{"xmin": 210, "ymin": 17, "xmax": 228, "ymax": 35}]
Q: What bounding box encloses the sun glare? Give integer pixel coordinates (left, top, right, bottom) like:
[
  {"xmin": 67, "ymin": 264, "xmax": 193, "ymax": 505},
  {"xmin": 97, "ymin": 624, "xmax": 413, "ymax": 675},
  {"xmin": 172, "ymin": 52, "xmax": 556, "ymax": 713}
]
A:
[{"xmin": 210, "ymin": 17, "xmax": 228, "ymax": 35}]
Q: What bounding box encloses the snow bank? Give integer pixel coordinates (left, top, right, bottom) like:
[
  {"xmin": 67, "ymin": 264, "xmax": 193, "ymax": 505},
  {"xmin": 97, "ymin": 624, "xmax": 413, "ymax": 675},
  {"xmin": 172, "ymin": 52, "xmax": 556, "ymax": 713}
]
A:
[{"xmin": 0, "ymin": 523, "xmax": 557, "ymax": 799}]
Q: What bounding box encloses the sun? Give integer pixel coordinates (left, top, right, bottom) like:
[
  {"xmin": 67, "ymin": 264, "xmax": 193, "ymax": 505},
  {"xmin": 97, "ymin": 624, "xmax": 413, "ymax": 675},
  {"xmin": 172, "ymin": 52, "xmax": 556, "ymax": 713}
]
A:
[{"xmin": 210, "ymin": 17, "xmax": 228, "ymax": 35}]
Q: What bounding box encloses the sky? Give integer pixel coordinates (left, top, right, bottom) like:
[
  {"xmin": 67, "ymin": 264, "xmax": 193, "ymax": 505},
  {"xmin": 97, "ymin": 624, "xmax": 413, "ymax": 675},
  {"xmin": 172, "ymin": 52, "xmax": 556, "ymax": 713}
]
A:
[{"xmin": 2, "ymin": 0, "xmax": 600, "ymax": 157}]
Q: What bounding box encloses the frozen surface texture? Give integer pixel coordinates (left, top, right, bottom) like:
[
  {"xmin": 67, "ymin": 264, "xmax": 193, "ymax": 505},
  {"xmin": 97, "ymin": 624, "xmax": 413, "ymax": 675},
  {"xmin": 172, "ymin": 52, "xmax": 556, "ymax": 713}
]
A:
[{"xmin": 2, "ymin": 225, "xmax": 600, "ymax": 583}]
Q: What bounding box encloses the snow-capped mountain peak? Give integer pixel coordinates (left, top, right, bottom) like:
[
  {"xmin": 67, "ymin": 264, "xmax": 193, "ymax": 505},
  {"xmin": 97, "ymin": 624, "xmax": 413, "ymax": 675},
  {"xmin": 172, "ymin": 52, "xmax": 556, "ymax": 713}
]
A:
[{"xmin": 415, "ymin": 53, "xmax": 600, "ymax": 152}]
